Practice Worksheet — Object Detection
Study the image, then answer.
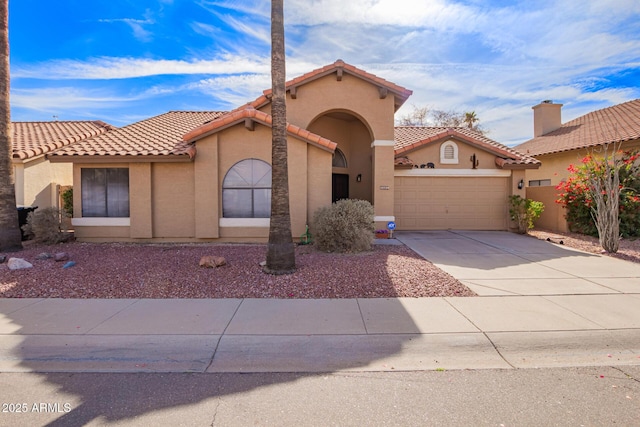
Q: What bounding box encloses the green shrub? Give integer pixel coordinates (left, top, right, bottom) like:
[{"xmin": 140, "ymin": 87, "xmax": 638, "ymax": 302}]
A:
[
  {"xmin": 61, "ymin": 187, "xmax": 73, "ymax": 217},
  {"xmin": 22, "ymin": 207, "xmax": 69, "ymax": 244},
  {"xmin": 312, "ymin": 199, "xmax": 375, "ymax": 253},
  {"xmin": 509, "ymin": 195, "xmax": 544, "ymax": 234}
]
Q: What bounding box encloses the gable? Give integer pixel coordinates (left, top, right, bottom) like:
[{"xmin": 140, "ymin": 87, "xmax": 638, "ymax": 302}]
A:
[{"xmin": 394, "ymin": 127, "xmax": 540, "ymax": 169}]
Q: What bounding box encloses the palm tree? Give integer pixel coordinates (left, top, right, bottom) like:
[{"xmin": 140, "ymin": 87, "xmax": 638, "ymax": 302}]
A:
[
  {"xmin": 264, "ymin": 0, "xmax": 295, "ymax": 274},
  {"xmin": 464, "ymin": 111, "xmax": 479, "ymax": 129},
  {"xmin": 0, "ymin": 0, "xmax": 21, "ymax": 252}
]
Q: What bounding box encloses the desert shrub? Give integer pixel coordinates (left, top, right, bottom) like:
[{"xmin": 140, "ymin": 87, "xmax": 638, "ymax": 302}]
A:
[
  {"xmin": 509, "ymin": 195, "xmax": 544, "ymax": 234},
  {"xmin": 556, "ymin": 151, "xmax": 640, "ymax": 238},
  {"xmin": 312, "ymin": 199, "xmax": 375, "ymax": 253},
  {"xmin": 22, "ymin": 207, "xmax": 68, "ymax": 244}
]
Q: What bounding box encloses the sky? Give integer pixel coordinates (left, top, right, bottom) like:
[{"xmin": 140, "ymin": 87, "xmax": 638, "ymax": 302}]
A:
[{"xmin": 8, "ymin": 0, "xmax": 640, "ymax": 146}]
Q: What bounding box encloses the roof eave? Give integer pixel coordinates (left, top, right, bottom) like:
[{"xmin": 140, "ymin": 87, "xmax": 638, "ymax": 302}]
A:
[{"xmin": 47, "ymin": 154, "xmax": 195, "ymax": 164}]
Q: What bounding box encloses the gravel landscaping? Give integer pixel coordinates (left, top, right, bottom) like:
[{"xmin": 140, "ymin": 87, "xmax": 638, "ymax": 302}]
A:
[
  {"xmin": 0, "ymin": 241, "xmax": 474, "ymax": 299},
  {"xmin": 528, "ymin": 229, "xmax": 640, "ymax": 264}
]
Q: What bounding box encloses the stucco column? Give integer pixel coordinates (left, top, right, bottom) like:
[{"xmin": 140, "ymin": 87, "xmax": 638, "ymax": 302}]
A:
[
  {"xmin": 195, "ymin": 134, "xmax": 219, "ymax": 239},
  {"xmin": 130, "ymin": 163, "xmax": 153, "ymax": 238},
  {"xmin": 371, "ymin": 140, "xmax": 395, "ymax": 228}
]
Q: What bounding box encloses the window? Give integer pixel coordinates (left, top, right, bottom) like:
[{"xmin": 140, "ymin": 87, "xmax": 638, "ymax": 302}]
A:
[
  {"xmin": 81, "ymin": 168, "xmax": 130, "ymax": 217},
  {"xmin": 222, "ymin": 159, "xmax": 271, "ymax": 218},
  {"xmin": 332, "ymin": 148, "xmax": 347, "ymax": 168},
  {"xmin": 440, "ymin": 141, "xmax": 459, "ymax": 164},
  {"xmin": 528, "ymin": 179, "xmax": 552, "ymax": 187}
]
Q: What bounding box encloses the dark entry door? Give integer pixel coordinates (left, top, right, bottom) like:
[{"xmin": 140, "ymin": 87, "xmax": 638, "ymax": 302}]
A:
[{"xmin": 332, "ymin": 173, "xmax": 349, "ymax": 203}]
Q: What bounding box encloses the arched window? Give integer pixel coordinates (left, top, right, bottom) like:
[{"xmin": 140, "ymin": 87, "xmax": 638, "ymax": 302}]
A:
[
  {"xmin": 222, "ymin": 159, "xmax": 271, "ymax": 218},
  {"xmin": 332, "ymin": 148, "xmax": 347, "ymax": 168},
  {"xmin": 440, "ymin": 141, "xmax": 459, "ymax": 164}
]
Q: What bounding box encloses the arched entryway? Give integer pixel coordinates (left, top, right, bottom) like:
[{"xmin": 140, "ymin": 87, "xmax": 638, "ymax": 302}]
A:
[{"xmin": 307, "ymin": 110, "xmax": 374, "ymax": 203}]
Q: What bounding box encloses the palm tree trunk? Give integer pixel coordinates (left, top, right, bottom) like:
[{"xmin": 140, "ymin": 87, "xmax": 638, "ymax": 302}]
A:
[
  {"xmin": 264, "ymin": 0, "xmax": 295, "ymax": 274},
  {"xmin": 0, "ymin": 0, "xmax": 22, "ymax": 251}
]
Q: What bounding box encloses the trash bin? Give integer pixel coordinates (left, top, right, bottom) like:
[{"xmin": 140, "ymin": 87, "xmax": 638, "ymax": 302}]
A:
[{"xmin": 17, "ymin": 206, "xmax": 38, "ymax": 241}]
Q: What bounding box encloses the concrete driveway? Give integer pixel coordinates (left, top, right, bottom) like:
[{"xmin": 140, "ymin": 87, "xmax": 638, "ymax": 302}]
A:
[{"xmin": 395, "ymin": 230, "xmax": 640, "ymax": 296}]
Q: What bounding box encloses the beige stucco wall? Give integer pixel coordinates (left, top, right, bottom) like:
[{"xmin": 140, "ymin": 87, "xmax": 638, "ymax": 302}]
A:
[
  {"xmin": 14, "ymin": 157, "xmax": 73, "ymax": 208},
  {"xmin": 403, "ymin": 139, "xmax": 500, "ymax": 171},
  {"xmin": 284, "ymin": 73, "xmax": 397, "ymax": 141},
  {"xmin": 152, "ymin": 163, "xmax": 196, "ymax": 238},
  {"xmin": 526, "ymin": 186, "xmax": 568, "ymax": 232},
  {"xmin": 307, "ymin": 145, "xmax": 332, "ymax": 224}
]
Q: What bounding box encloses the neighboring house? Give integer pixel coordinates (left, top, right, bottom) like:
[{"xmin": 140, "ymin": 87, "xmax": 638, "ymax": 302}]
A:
[
  {"xmin": 48, "ymin": 60, "xmax": 539, "ymax": 242},
  {"xmin": 12, "ymin": 120, "xmax": 115, "ymax": 209},
  {"xmin": 516, "ymin": 99, "xmax": 640, "ymax": 231}
]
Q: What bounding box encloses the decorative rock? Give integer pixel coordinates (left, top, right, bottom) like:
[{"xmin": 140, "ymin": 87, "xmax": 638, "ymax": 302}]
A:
[
  {"xmin": 62, "ymin": 261, "xmax": 76, "ymax": 269},
  {"xmin": 7, "ymin": 258, "xmax": 33, "ymax": 270},
  {"xmin": 54, "ymin": 252, "xmax": 70, "ymax": 262},
  {"xmin": 199, "ymin": 255, "xmax": 226, "ymax": 268},
  {"xmin": 36, "ymin": 253, "xmax": 53, "ymax": 260},
  {"xmin": 0, "ymin": 255, "xmax": 6, "ymax": 264},
  {"xmin": 259, "ymin": 260, "xmax": 267, "ymax": 267}
]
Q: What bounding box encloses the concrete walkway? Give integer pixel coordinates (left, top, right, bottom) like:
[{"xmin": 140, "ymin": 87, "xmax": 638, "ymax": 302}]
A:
[{"xmin": 1, "ymin": 231, "xmax": 639, "ymax": 373}]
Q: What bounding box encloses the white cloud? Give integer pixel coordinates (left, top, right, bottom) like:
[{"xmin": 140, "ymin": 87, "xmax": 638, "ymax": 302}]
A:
[
  {"xmin": 13, "ymin": 54, "xmax": 272, "ymax": 80},
  {"xmin": 98, "ymin": 14, "xmax": 155, "ymax": 42},
  {"xmin": 11, "ymin": 87, "xmax": 139, "ymax": 113}
]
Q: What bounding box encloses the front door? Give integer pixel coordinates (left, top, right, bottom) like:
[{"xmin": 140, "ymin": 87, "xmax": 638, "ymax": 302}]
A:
[{"xmin": 332, "ymin": 173, "xmax": 349, "ymax": 203}]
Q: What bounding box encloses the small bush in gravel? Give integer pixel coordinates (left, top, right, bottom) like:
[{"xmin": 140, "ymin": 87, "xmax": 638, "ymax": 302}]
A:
[
  {"xmin": 23, "ymin": 207, "xmax": 69, "ymax": 244},
  {"xmin": 312, "ymin": 199, "xmax": 374, "ymax": 253}
]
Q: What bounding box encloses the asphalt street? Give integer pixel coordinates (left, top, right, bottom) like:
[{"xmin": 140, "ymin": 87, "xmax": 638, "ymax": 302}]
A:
[{"xmin": 1, "ymin": 366, "xmax": 639, "ymax": 426}]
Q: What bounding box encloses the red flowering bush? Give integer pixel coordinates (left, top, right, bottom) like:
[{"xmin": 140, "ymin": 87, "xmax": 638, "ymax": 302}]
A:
[{"xmin": 556, "ymin": 151, "xmax": 640, "ymax": 237}]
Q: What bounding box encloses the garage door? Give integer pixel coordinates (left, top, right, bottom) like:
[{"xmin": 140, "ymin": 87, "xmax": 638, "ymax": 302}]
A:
[{"xmin": 394, "ymin": 176, "xmax": 509, "ymax": 230}]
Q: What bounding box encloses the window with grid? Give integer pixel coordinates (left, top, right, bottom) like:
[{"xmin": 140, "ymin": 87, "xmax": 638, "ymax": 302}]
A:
[{"xmin": 222, "ymin": 159, "xmax": 272, "ymax": 218}]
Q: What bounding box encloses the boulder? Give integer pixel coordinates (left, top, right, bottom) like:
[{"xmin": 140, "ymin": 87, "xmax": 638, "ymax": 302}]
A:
[
  {"xmin": 0, "ymin": 255, "xmax": 6, "ymax": 264},
  {"xmin": 54, "ymin": 252, "xmax": 70, "ymax": 262},
  {"xmin": 199, "ymin": 255, "xmax": 227, "ymax": 268},
  {"xmin": 8, "ymin": 258, "xmax": 33, "ymax": 270}
]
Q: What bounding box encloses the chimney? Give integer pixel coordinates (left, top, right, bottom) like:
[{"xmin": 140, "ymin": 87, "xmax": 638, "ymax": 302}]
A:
[{"xmin": 532, "ymin": 100, "xmax": 562, "ymax": 137}]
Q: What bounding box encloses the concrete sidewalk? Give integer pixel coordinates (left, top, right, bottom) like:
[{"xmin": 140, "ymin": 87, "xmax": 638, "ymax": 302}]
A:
[{"xmin": 1, "ymin": 231, "xmax": 639, "ymax": 374}]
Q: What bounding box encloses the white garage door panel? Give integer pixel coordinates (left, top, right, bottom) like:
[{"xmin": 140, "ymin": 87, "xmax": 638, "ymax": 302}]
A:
[{"xmin": 394, "ymin": 176, "xmax": 509, "ymax": 230}]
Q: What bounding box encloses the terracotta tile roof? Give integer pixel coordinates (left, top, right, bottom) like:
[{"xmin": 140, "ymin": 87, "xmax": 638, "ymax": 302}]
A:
[
  {"xmin": 516, "ymin": 99, "xmax": 640, "ymax": 156},
  {"xmin": 48, "ymin": 111, "xmax": 226, "ymax": 161},
  {"xmin": 394, "ymin": 126, "xmax": 540, "ymax": 168},
  {"xmin": 12, "ymin": 120, "xmax": 115, "ymax": 160},
  {"xmin": 253, "ymin": 60, "xmax": 413, "ymax": 111},
  {"xmin": 184, "ymin": 107, "xmax": 337, "ymax": 152}
]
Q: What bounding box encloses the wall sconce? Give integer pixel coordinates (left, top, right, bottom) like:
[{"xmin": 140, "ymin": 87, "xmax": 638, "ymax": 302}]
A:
[
  {"xmin": 518, "ymin": 179, "xmax": 524, "ymax": 189},
  {"xmin": 356, "ymin": 174, "xmax": 362, "ymax": 182}
]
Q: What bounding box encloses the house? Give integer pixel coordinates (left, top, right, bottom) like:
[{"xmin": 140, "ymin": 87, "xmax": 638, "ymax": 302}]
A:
[
  {"xmin": 516, "ymin": 99, "xmax": 640, "ymax": 231},
  {"xmin": 48, "ymin": 60, "xmax": 539, "ymax": 242},
  {"xmin": 12, "ymin": 120, "xmax": 115, "ymax": 209}
]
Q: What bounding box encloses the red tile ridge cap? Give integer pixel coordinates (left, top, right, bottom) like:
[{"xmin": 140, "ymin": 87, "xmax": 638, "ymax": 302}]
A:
[
  {"xmin": 394, "ymin": 127, "xmax": 532, "ymax": 162},
  {"xmin": 184, "ymin": 107, "xmax": 336, "ymax": 152},
  {"xmin": 262, "ymin": 59, "xmax": 412, "ymax": 99}
]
